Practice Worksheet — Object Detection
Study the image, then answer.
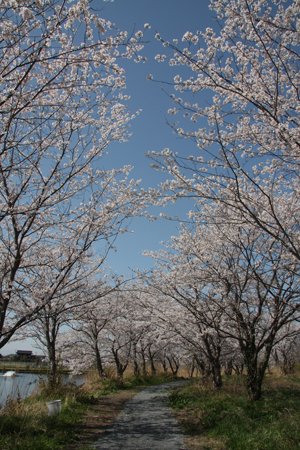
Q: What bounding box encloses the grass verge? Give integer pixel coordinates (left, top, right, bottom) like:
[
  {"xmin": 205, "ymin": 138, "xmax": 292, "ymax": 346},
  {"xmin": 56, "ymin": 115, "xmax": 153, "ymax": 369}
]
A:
[
  {"xmin": 169, "ymin": 371, "xmax": 300, "ymax": 450},
  {"xmin": 0, "ymin": 372, "xmax": 182, "ymax": 450},
  {"xmin": 94, "ymin": 372, "xmax": 182, "ymax": 395},
  {"xmin": 0, "ymin": 381, "xmax": 91, "ymax": 450}
]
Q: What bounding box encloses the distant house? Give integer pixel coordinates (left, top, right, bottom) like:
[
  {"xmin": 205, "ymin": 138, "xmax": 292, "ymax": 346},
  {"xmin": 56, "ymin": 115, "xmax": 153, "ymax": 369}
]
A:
[{"xmin": 16, "ymin": 350, "xmax": 33, "ymax": 360}]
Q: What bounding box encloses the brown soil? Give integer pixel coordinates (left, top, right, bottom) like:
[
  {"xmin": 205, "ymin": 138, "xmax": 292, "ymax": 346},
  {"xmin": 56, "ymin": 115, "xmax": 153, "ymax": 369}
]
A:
[
  {"xmin": 65, "ymin": 385, "xmax": 208, "ymax": 450},
  {"xmin": 172, "ymin": 407, "xmax": 204, "ymax": 450},
  {"xmin": 65, "ymin": 388, "xmax": 144, "ymax": 450},
  {"xmin": 172, "ymin": 407, "xmax": 225, "ymax": 450}
]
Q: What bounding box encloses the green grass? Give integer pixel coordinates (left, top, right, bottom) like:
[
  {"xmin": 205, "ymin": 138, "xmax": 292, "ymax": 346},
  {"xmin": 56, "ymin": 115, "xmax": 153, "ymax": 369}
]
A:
[
  {"xmin": 0, "ymin": 372, "xmax": 183, "ymax": 450},
  {"xmin": 169, "ymin": 373, "xmax": 300, "ymax": 450},
  {"xmin": 7, "ymin": 369, "xmax": 298, "ymax": 450},
  {"xmin": 83, "ymin": 372, "xmax": 184, "ymax": 397},
  {"xmin": 0, "ymin": 382, "xmax": 91, "ymax": 450}
]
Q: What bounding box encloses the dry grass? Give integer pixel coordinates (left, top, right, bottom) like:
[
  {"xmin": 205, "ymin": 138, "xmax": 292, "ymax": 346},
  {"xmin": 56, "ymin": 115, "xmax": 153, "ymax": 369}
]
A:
[
  {"xmin": 65, "ymin": 389, "xmax": 142, "ymax": 450},
  {"xmin": 170, "ymin": 370, "xmax": 300, "ymax": 450}
]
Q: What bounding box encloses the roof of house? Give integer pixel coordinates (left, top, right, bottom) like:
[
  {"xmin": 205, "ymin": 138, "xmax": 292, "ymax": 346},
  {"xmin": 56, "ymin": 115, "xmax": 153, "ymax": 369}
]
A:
[{"xmin": 16, "ymin": 350, "xmax": 33, "ymax": 355}]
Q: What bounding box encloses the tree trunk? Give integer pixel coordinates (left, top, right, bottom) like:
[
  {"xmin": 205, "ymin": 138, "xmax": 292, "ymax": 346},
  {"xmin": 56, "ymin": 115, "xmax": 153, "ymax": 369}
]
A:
[
  {"xmin": 141, "ymin": 347, "xmax": 147, "ymax": 376},
  {"xmin": 188, "ymin": 358, "xmax": 196, "ymax": 377},
  {"xmin": 132, "ymin": 342, "xmax": 140, "ymax": 377},
  {"xmin": 194, "ymin": 356, "xmax": 210, "ymax": 384},
  {"xmin": 245, "ymin": 361, "xmax": 262, "ymax": 401},
  {"xmin": 95, "ymin": 345, "xmax": 105, "ymax": 379},
  {"xmin": 224, "ymin": 359, "xmax": 233, "ymax": 376},
  {"xmin": 167, "ymin": 356, "xmax": 179, "ymax": 376},
  {"xmin": 112, "ymin": 348, "xmax": 127, "ymax": 379},
  {"xmin": 47, "ymin": 341, "xmax": 57, "ymax": 386},
  {"xmin": 148, "ymin": 347, "xmax": 156, "ymax": 376},
  {"xmin": 233, "ymin": 362, "xmax": 244, "ymax": 375},
  {"xmin": 162, "ymin": 357, "xmax": 168, "ymax": 373},
  {"xmin": 280, "ymin": 351, "xmax": 295, "ymax": 375},
  {"xmin": 211, "ymin": 361, "xmax": 222, "ymax": 389},
  {"xmin": 202, "ymin": 335, "xmax": 223, "ymax": 389},
  {"xmin": 242, "ymin": 340, "xmax": 273, "ymax": 401}
]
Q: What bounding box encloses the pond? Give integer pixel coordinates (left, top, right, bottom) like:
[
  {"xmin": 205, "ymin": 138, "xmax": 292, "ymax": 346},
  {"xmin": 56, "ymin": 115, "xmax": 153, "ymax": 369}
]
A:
[{"xmin": 0, "ymin": 372, "xmax": 86, "ymax": 407}]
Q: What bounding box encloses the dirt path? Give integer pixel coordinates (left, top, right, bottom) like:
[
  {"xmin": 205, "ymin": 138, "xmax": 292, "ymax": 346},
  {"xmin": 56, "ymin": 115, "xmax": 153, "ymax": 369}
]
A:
[
  {"xmin": 66, "ymin": 389, "xmax": 143, "ymax": 449},
  {"xmin": 93, "ymin": 381, "xmax": 188, "ymax": 450}
]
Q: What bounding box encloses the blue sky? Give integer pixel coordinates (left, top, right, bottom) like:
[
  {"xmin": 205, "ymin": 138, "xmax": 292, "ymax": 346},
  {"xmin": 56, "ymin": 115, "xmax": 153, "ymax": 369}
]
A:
[
  {"xmin": 2, "ymin": 0, "xmax": 217, "ymax": 354},
  {"xmin": 96, "ymin": 0, "xmax": 217, "ymax": 277}
]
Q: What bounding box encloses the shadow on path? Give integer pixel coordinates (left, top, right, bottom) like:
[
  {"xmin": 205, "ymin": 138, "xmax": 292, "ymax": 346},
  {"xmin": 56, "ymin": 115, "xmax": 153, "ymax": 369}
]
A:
[{"xmin": 93, "ymin": 381, "xmax": 189, "ymax": 450}]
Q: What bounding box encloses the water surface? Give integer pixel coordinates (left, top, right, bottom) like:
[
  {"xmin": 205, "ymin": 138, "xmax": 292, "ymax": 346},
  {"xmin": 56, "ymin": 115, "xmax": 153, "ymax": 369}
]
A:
[{"xmin": 0, "ymin": 372, "xmax": 85, "ymax": 406}]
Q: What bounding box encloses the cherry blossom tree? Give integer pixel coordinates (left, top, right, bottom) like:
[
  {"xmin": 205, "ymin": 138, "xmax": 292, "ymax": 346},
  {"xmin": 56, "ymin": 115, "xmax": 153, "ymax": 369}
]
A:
[
  {"xmin": 0, "ymin": 0, "xmax": 147, "ymax": 348},
  {"xmin": 144, "ymin": 251, "xmax": 228, "ymax": 389},
  {"xmin": 128, "ymin": 282, "xmax": 188, "ymax": 377},
  {"xmin": 144, "ymin": 202, "xmax": 300, "ymax": 400},
  {"xmin": 142, "ymin": 0, "xmax": 300, "ymax": 400},
  {"xmin": 0, "ymin": 163, "xmax": 144, "ymax": 349},
  {"xmin": 149, "ymin": 0, "xmax": 300, "ymax": 262},
  {"xmin": 272, "ymin": 323, "xmax": 300, "ymax": 375},
  {"xmin": 62, "ymin": 281, "xmax": 124, "ymax": 379},
  {"xmin": 22, "ymin": 259, "xmax": 122, "ymax": 384},
  {"xmin": 120, "ymin": 288, "xmax": 155, "ymax": 377},
  {"xmin": 63, "ymin": 284, "xmax": 144, "ymax": 379},
  {"xmin": 103, "ymin": 287, "xmax": 168, "ymax": 379}
]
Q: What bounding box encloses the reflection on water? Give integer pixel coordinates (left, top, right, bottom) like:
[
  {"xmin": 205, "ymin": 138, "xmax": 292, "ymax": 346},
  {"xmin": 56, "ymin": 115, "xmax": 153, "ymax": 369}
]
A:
[
  {"xmin": 0, "ymin": 372, "xmax": 86, "ymax": 406},
  {"xmin": 0, "ymin": 373, "xmax": 40, "ymax": 406}
]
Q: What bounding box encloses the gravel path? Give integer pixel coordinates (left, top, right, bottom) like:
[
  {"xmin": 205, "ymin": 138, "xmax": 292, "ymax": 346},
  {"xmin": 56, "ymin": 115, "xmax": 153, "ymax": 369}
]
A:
[{"xmin": 93, "ymin": 381, "xmax": 189, "ymax": 450}]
